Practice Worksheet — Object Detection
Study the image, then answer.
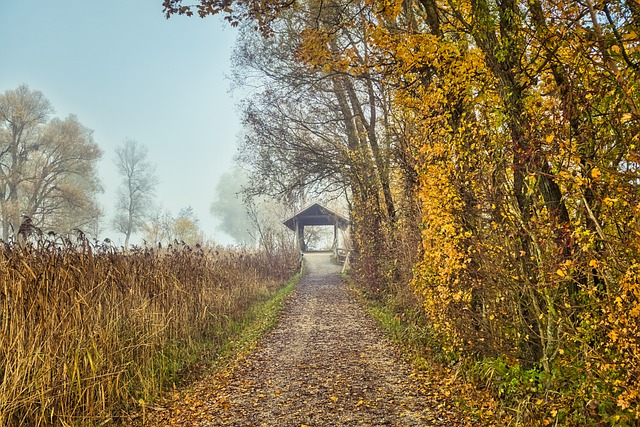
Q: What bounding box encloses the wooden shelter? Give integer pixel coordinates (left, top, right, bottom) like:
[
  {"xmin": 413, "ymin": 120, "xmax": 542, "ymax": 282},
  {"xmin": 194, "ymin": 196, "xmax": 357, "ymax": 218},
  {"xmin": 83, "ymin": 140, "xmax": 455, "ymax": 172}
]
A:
[{"xmin": 283, "ymin": 203, "xmax": 350, "ymax": 256}]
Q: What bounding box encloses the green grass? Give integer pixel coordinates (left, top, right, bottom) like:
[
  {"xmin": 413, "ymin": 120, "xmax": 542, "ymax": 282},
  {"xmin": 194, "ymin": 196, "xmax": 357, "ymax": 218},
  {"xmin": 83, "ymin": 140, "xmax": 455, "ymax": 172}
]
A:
[
  {"xmin": 351, "ymin": 285, "xmax": 443, "ymax": 369},
  {"xmin": 210, "ymin": 271, "xmax": 302, "ymax": 368},
  {"xmin": 120, "ymin": 271, "xmax": 302, "ymax": 425}
]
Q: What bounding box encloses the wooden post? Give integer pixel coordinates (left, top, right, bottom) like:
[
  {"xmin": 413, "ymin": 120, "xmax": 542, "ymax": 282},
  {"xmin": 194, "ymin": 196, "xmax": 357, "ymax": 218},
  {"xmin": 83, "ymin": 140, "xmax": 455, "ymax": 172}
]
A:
[
  {"xmin": 297, "ymin": 222, "xmax": 306, "ymax": 252},
  {"xmin": 295, "ymin": 220, "xmax": 303, "ymax": 253}
]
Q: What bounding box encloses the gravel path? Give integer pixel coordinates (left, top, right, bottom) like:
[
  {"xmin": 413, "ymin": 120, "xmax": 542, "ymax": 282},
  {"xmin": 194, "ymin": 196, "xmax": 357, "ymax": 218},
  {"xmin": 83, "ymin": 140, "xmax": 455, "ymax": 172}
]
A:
[{"xmin": 143, "ymin": 252, "xmax": 469, "ymax": 426}]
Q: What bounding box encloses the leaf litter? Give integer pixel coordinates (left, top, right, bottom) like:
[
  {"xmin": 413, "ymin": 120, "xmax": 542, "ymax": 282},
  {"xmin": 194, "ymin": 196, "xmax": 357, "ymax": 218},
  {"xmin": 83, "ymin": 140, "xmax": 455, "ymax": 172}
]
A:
[{"xmin": 132, "ymin": 252, "xmax": 489, "ymax": 426}]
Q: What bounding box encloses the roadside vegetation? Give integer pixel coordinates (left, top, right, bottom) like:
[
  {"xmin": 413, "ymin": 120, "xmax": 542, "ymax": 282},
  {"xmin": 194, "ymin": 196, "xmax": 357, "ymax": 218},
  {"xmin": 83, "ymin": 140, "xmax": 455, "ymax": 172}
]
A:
[
  {"xmin": 167, "ymin": 0, "xmax": 640, "ymax": 423},
  {"xmin": 129, "ymin": 262, "xmax": 302, "ymax": 426},
  {"xmin": 0, "ymin": 232, "xmax": 298, "ymax": 426}
]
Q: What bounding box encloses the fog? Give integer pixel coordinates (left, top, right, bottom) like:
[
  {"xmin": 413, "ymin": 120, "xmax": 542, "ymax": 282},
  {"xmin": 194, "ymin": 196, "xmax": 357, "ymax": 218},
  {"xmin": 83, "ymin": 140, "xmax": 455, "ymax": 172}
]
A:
[{"xmin": 0, "ymin": 1, "xmax": 241, "ymax": 246}]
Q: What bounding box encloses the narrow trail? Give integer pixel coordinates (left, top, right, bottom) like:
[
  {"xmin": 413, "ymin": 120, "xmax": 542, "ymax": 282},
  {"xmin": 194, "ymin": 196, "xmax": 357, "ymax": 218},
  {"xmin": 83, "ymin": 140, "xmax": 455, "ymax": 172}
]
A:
[{"xmin": 144, "ymin": 252, "xmax": 471, "ymax": 426}]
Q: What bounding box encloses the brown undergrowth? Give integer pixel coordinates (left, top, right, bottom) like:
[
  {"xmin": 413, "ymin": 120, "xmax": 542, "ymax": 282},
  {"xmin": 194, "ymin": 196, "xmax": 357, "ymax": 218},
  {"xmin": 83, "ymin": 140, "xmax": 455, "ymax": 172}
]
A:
[
  {"xmin": 353, "ymin": 282, "xmax": 505, "ymax": 426},
  {"xmin": 0, "ymin": 233, "xmax": 298, "ymax": 426}
]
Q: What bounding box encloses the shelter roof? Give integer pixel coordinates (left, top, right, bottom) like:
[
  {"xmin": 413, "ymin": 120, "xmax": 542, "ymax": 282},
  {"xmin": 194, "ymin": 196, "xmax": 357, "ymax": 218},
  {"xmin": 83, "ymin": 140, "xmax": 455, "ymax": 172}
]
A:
[{"xmin": 283, "ymin": 203, "xmax": 350, "ymax": 231}]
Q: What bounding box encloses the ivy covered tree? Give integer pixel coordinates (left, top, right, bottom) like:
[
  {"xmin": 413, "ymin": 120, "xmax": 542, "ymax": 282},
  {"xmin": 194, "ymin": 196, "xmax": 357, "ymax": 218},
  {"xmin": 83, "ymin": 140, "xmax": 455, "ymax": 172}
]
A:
[{"xmin": 166, "ymin": 0, "xmax": 640, "ymax": 422}]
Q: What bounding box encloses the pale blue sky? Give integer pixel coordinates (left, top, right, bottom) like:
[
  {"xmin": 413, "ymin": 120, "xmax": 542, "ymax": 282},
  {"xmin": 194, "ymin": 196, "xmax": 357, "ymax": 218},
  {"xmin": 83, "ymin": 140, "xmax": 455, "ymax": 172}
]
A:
[{"xmin": 0, "ymin": 1, "xmax": 240, "ymax": 244}]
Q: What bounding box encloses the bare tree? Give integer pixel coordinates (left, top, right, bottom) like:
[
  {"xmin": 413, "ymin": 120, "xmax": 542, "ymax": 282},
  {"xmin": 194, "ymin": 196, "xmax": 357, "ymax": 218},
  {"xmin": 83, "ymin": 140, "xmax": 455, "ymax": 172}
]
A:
[
  {"xmin": 232, "ymin": 30, "xmax": 351, "ymax": 211},
  {"xmin": 112, "ymin": 139, "xmax": 157, "ymax": 248},
  {"xmin": 0, "ymin": 85, "xmax": 103, "ymax": 240}
]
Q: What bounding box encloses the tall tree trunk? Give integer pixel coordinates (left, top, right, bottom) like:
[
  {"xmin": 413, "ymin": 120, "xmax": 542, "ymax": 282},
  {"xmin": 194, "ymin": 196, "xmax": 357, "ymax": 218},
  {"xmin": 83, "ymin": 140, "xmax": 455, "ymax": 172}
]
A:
[
  {"xmin": 528, "ymin": 0, "xmax": 601, "ymax": 295},
  {"xmin": 469, "ymin": 0, "xmax": 546, "ymax": 366},
  {"xmin": 342, "ymin": 76, "xmax": 396, "ymax": 221}
]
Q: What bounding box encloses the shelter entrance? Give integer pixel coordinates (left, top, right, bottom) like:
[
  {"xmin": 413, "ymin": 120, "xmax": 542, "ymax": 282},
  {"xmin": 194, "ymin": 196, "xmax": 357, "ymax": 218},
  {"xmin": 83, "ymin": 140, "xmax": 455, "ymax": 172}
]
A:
[
  {"xmin": 302, "ymin": 225, "xmax": 334, "ymax": 251},
  {"xmin": 283, "ymin": 203, "xmax": 350, "ymax": 258}
]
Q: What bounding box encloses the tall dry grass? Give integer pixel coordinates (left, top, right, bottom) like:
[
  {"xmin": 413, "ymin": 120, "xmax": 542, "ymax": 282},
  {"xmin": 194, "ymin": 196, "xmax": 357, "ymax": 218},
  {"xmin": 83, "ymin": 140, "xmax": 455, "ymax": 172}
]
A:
[{"xmin": 0, "ymin": 233, "xmax": 298, "ymax": 426}]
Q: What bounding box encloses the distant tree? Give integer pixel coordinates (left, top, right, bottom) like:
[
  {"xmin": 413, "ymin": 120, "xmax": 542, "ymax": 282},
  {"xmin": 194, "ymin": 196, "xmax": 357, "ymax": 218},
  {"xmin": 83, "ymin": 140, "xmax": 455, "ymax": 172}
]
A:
[
  {"xmin": 0, "ymin": 84, "xmax": 103, "ymax": 240},
  {"xmin": 142, "ymin": 208, "xmax": 173, "ymax": 246},
  {"xmin": 112, "ymin": 139, "xmax": 157, "ymax": 248},
  {"xmin": 25, "ymin": 115, "xmax": 103, "ymax": 233},
  {"xmin": 172, "ymin": 206, "xmax": 205, "ymax": 245},
  {"xmin": 143, "ymin": 206, "xmax": 206, "ymax": 247},
  {"xmin": 210, "ymin": 168, "xmax": 257, "ymax": 245},
  {"xmin": 210, "ymin": 167, "xmax": 295, "ymax": 247}
]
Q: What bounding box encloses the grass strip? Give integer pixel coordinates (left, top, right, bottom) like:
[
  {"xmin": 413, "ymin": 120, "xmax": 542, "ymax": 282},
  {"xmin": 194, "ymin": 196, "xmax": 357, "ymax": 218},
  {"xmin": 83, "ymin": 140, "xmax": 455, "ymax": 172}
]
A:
[
  {"xmin": 125, "ymin": 271, "xmax": 303, "ymax": 425},
  {"xmin": 351, "ymin": 286, "xmax": 439, "ymax": 370},
  {"xmin": 210, "ymin": 271, "xmax": 303, "ymax": 369}
]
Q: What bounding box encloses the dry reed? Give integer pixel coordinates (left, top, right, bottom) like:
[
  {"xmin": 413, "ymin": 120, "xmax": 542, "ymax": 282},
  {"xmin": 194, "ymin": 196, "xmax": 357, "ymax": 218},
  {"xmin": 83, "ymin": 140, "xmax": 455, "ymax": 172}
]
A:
[{"xmin": 0, "ymin": 232, "xmax": 298, "ymax": 426}]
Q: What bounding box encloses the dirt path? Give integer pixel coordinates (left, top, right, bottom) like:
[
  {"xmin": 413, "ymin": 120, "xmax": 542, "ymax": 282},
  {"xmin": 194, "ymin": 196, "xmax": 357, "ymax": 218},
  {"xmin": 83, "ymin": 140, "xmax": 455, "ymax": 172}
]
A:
[{"xmin": 144, "ymin": 252, "xmax": 470, "ymax": 426}]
